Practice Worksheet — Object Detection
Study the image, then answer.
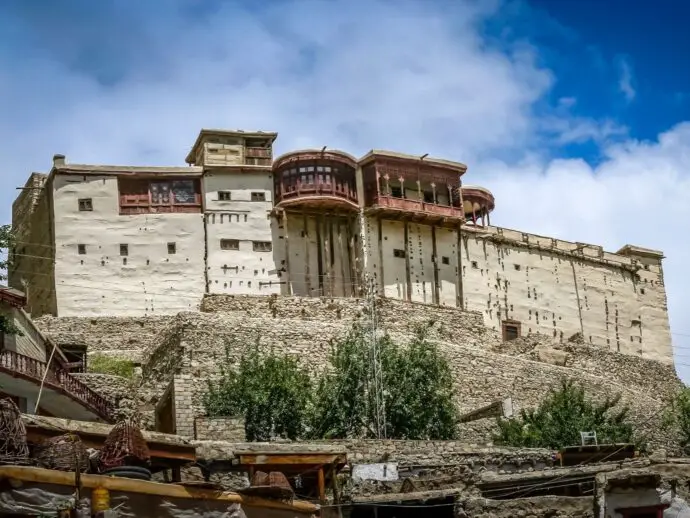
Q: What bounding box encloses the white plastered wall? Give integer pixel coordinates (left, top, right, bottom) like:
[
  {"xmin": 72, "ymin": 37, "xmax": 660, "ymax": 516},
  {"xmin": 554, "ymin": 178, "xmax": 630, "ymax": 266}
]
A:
[
  {"xmin": 52, "ymin": 174, "xmax": 206, "ymax": 317},
  {"xmin": 461, "ymin": 226, "xmax": 673, "ymax": 364},
  {"xmin": 203, "ymin": 171, "xmax": 282, "ymax": 295}
]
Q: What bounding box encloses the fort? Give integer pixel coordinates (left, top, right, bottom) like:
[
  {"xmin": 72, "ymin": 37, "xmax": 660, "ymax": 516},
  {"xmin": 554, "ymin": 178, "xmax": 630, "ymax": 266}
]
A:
[{"xmin": 10, "ymin": 127, "xmax": 672, "ymax": 364}]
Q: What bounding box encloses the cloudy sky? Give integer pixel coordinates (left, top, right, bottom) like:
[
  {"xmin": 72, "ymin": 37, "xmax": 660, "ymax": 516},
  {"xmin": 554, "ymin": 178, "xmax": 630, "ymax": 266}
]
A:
[{"xmin": 1, "ymin": 0, "xmax": 689, "ymax": 378}]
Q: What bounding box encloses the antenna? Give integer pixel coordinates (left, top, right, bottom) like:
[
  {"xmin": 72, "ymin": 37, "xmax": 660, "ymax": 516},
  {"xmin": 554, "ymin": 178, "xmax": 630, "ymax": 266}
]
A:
[{"xmin": 368, "ymin": 278, "xmax": 386, "ymax": 439}]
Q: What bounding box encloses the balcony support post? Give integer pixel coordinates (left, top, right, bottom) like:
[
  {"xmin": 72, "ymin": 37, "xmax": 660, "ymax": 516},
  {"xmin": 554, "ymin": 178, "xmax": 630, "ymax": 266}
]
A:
[
  {"xmin": 404, "ymin": 219, "xmax": 412, "ymax": 302},
  {"xmin": 431, "ymin": 225, "xmax": 440, "ymax": 305}
]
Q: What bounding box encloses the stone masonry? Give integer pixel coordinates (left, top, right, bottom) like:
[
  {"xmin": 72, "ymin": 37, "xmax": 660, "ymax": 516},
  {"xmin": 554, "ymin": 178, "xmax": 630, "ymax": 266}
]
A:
[{"xmin": 36, "ymin": 295, "xmax": 684, "ymax": 450}]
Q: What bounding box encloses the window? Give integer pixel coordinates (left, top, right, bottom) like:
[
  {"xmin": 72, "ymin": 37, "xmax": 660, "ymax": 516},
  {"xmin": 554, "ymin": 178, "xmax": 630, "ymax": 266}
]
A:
[
  {"xmin": 78, "ymin": 198, "xmax": 93, "ymax": 211},
  {"xmin": 442, "ymin": 256, "xmax": 450, "ymax": 265},
  {"xmin": 120, "ymin": 244, "xmax": 129, "ymax": 256},
  {"xmin": 118, "ymin": 177, "xmax": 201, "ymax": 215},
  {"xmin": 393, "ymin": 249, "xmax": 405, "ymax": 258},
  {"xmin": 502, "ymin": 320, "xmax": 521, "ymax": 342},
  {"xmin": 167, "ymin": 242, "xmax": 176, "ymax": 254},
  {"xmin": 423, "ymin": 191, "xmax": 435, "ymax": 203},
  {"xmin": 391, "ymin": 185, "xmax": 403, "ymax": 198},
  {"xmin": 220, "ymin": 239, "xmax": 240, "ymax": 250},
  {"xmin": 251, "ymin": 191, "xmax": 266, "ymax": 202},
  {"xmin": 78, "ymin": 244, "xmax": 86, "ymax": 255},
  {"xmin": 514, "ymin": 264, "xmax": 521, "ymax": 271},
  {"xmin": 471, "ymin": 261, "xmax": 478, "ymax": 268},
  {"xmin": 218, "ymin": 191, "xmax": 231, "ymax": 201},
  {"xmin": 253, "ymin": 241, "xmax": 272, "ymax": 252}
]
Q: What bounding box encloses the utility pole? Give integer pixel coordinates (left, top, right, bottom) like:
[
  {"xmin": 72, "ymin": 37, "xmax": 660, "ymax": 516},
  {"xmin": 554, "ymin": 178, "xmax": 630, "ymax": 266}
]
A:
[{"xmin": 368, "ymin": 278, "xmax": 386, "ymax": 439}]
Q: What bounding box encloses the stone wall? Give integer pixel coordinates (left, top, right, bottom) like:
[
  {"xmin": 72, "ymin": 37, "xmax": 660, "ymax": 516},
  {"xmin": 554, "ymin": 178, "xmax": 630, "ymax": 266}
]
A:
[
  {"xmin": 34, "ymin": 295, "xmax": 683, "ymax": 449},
  {"xmin": 195, "ymin": 417, "xmax": 246, "ymax": 442},
  {"xmin": 460, "ymin": 496, "xmax": 594, "ymax": 518}
]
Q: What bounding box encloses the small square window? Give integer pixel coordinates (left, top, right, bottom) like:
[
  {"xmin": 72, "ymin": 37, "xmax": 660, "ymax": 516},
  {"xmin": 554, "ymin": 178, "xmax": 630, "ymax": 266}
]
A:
[
  {"xmin": 78, "ymin": 198, "xmax": 93, "ymax": 211},
  {"xmin": 442, "ymin": 256, "xmax": 450, "ymax": 265},
  {"xmin": 393, "ymin": 249, "xmax": 405, "ymax": 258},
  {"xmin": 253, "ymin": 241, "xmax": 272, "ymax": 252},
  {"xmin": 640, "ymin": 288, "xmax": 645, "ymax": 295},
  {"xmin": 471, "ymin": 261, "xmax": 478, "ymax": 268},
  {"xmin": 120, "ymin": 244, "xmax": 128, "ymax": 256},
  {"xmin": 391, "ymin": 186, "xmax": 403, "ymax": 198},
  {"xmin": 514, "ymin": 264, "xmax": 521, "ymax": 271},
  {"xmin": 502, "ymin": 321, "xmax": 521, "ymax": 342},
  {"xmin": 423, "ymin": 191, "xmax": 435, "ymax": 203},
  {"xmin": 167, "ymin": 242, "xmax": 176, "ymax": 254},
  {"xmin": 218, "ymin": 191, "xmax": 231, "ymax": 201},
  {"xmin": 221, "ymin": 239, "xmax": 240, "ymax": 251},
  {"xmin": 251, "ymin": 192, "xmax": 266, "ymax": 202},
  {"xmin": 78, "ymin": 244, "xmax": 86, "ymax": 255}
]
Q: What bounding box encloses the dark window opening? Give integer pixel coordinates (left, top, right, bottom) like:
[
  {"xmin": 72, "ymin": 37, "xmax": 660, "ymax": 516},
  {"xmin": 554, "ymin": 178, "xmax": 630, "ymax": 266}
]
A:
[
  {"xmin": 78, "ymin": 198, "xmax": 93, "ymax": 211},
  {"xmin": 502, "ymin": 321, "xmax": 521, "ymax": 342},
  {"xmin": 514, "ymin": 264, "xmax": 521, "ymax": 271},
  {"xmin": 118, "ymin": 177, "xmax": 201, "ymax": 214},
  {"xmin": 390, "ymin": 185, "xmax": 403, "ymax": 198},
  {"xmin": 167, "ymin": 242, "xmax": 176, "ymax": 254},
  {"xmin": 423, "ymin": 191, "xmax": 435, "ymax": 203},
  {"xmin": 471, "ymin": 261, "xmax": 478, "ymax": 268},
  {"xmin": 220, "ymin": 239, "xmax": 240, "ymax": 251},
  {"xmin": 218, "ymin": 191, "xmax": 231, "ymax": 201},
  {"xmin": 78, "ymin": 244, "xmax": 86, "ymax": 255},
  {"xmin": 251, "ymin": 191, "xmax": 266, "ymax": 202},
  {"xmin": 253, "ymin": 241, "xmax": 272, "ymax": 252},
  {"xmin": 393, "ymin": 249, "xmax": 406, "ymax": 258},
  {"xmin": 120, "ymin": 244, "xmax": 129, "ymax": 256},
  {"xmin": 442, "ymin": 256, "xmax": 450, "ymax": 265}
]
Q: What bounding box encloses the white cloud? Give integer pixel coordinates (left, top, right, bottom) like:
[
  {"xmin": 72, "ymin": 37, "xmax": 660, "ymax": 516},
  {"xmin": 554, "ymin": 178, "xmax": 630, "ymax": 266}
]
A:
[
  {"xmin": 1, "ymin": 0, "xmax": 689, "ymax": 377},
  {"xmin": 618, "ymin": 57, "xmax": 636, "ymax": 102}
]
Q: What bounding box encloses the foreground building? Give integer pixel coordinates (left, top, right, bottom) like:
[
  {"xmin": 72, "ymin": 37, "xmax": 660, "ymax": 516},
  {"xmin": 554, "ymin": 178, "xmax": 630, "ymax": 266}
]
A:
[{"xmin": 10, "ymin": 128, "xmax": 672, "ymax": 363}]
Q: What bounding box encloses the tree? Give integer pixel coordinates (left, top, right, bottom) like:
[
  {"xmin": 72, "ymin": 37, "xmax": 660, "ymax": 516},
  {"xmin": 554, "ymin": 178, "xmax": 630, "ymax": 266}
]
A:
[
  {"xmin": 663, "ymin": 387, "xmax": 690, "ymax": 454},
  {"xmin": 202, "ymin": 341, "xmax": 313, "ymax": 442},
  {"xmin": 494, "ymin": 379, "xmax": 634, "ymax": 449},
  {"xmin": 0, "ymin": 224, "xmax": 11, "ymax": 283},
  {"xmin": 309, "ymin": 322, "xmax": 459, "ymax": 440}
]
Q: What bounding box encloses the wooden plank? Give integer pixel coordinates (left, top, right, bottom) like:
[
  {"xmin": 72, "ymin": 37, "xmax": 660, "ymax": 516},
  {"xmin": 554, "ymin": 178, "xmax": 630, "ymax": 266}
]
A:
[
  {"xmin": 0, "ymin": 466, "xmax": 318, "ymax": 514},
  {"xmin": 238, "ymin": 454, "xmax": 342, "ymax": 466},
  {"xmin": 317, "ymin": 467, "xmax": 326, "ymax": 503}
]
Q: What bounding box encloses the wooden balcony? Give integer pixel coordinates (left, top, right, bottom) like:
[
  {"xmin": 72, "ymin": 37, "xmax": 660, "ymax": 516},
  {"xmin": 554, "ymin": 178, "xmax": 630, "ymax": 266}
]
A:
[
  {"xmin": 245, "ymin": 147, "xmax": 272, "ymax": 159},
  {"xmin": 366, "ymin": 195, "xmax": 465, "ymax": 227},
  {"xmin": 275, "ymin": 174, "xmax": 358, "ymax": 212},
  {"xmin": 0, "ymin": 350, "xmax": 113, "ymax": 422}
]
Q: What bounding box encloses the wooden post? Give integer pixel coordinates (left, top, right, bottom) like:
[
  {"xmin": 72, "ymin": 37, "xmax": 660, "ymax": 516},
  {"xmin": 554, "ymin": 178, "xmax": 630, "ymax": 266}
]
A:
[
  {"xmin": 283, "ymin": 210, "xmax": 291, "ymax": 295},
  {"xmin": 317, "ymin": 467, "xmax": 326, "ymax": 503}
]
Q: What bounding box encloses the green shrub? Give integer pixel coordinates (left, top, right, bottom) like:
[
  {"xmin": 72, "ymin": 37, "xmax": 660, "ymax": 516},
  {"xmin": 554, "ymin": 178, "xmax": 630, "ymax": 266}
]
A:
[{"xmin": 88, "ymin": 354, "xmax": 135, "ymax": 378}]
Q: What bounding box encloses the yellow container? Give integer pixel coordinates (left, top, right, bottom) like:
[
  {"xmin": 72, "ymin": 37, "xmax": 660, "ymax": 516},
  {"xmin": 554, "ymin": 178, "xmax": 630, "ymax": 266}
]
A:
[{"xmin": 92, "ymin": 487, "xmax": 110, "ymax": 513}]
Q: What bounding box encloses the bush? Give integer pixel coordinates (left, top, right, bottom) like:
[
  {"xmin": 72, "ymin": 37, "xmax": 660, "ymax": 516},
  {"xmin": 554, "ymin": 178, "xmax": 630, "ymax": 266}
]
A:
[
  {"xmin": 203, "ymin": 341, "xmax": 313, "ymax": 441},
  {"xmin": 494, "ymin": 379, "xmax": 634, "ymax": 449},
  {"xmin": 88, "ymin": 354, "xmax": 135, "ymax": 378}
]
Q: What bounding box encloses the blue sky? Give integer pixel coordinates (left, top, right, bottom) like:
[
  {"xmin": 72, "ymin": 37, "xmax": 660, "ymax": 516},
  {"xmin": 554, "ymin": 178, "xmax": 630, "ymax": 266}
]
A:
[{"xmin": 1, "ymin": 0, "xmax": 689, "ymax": 378}]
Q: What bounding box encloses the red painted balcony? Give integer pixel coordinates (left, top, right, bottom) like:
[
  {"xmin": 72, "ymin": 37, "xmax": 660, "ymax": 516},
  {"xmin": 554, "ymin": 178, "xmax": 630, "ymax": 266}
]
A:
[
  {"xmin": 273, "ymin": 150, "xmax": 359, "ymax": 212},
  {"xmin": 0, "ymin": 350, "xmax": 113, "ymax": 422},
  {"xmin": 367, "ymin": 195, "xmax": 465, "ymax": 227}
]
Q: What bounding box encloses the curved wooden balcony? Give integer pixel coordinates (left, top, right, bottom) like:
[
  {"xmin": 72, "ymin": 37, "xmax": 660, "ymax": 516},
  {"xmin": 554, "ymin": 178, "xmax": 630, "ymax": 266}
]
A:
[
  {"xmin": 274, "ymin": 149, "xmax": 359, "ymax": 212},
  {"xmin": 0, "ymin": 350, "xmax": 113, "ymax": 422},
  {"xmin": 461, "ymin": 185, "xmax": 495, "ymax": 226}
]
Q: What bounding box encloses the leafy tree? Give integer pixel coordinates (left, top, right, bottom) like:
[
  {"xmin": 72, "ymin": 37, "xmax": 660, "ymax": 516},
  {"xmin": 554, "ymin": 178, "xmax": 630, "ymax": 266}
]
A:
[
  {"xmin": 203, "ymin": 341, "xmax": 313, "ymax": 442},
  {"xmin": 663, "ymin": 387, "xmax": 690, "ymax": 454},
  {"xmin": 494, "ymin": 379, "xmax": 634, "ymax": 449},
  {"xmin": 0, "ymin": 224, "xmax": 12, "ymax": 283},
  {"xmin": 310, "ymin": 322, "xmax": 459, "ymax": 440}
]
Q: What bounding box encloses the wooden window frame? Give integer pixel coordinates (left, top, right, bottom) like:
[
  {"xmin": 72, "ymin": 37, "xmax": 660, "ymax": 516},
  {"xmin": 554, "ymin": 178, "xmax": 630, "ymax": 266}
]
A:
[
  {"xmin": 393, "ymin": 249, "xmax": 406, "ymax": 258},
  {"xmin": 220, "ymin": 239, "xmax": 240, "ymax": 251},
  {"xmin": 118, "ymin": 177, "xmax": 202, "ymax": 215},
  {"xmin": 250, "ymin": 191, "xmax": 266, "ymax": 202},
  {"xmin": 253, "ymin": 241, "xmax": 272, "ymax": 252},
  {"xmin": 502, "ymin": 320, "xmax": 521, "ymax": 342},
  {"xmin": 78, "ymin": 198, "xmax": 93, "ymax": 211},
  {"xmin": 218, "ymin": 191, "xmax": 232, "ymax": 201}
]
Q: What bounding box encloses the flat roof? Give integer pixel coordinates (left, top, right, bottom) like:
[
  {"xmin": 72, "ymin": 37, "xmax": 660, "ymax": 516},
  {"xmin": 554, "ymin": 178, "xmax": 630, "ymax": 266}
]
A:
[
  {"xmin": 54, "ymin": 163, "xmax": 203, "ymax": 176},
  {"xmin": 0, "ymin": 285, "xmax": 27, "ymax": 307},
  {"xmin": 358, "ymin": 149, "xmax": 468, "ymax": 172},
  {"xmin": 186, "ymin": 128, "xmax": 279, "ymax": 164}
]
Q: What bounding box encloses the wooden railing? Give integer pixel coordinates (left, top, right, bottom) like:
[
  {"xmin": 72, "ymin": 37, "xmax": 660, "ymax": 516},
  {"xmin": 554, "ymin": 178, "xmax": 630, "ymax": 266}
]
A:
[
  {"xmin": 276, "ymin": 175, "xmax": 358, "ymax": 207},
  {"xmin": 372, "ymin": 195, "xmax": 465, "ymax": 219},
  {"xmin": 245, "ymin": 147, "xmax": 272, "ymax": 159},
  {"xmin": 0, "ymin": 350, "xmax": 113, "ymax": 421}
]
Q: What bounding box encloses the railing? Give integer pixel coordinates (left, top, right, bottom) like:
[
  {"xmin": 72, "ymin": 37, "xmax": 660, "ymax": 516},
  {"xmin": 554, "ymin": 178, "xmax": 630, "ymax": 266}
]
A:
[
  {"xmin": 245, "ymin": 147, "xmax": 272, "ymax": 159},
  {"xmin": 0, "ymin": 350, "xmax": 113, "ymax": 421},
  {"xmin": 372, "ymin": 195, "xmax": 465, "ymax": 219},
  {"xmin": 276, "ymin": 175, "xmax": 358, "ymax": 207}
]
